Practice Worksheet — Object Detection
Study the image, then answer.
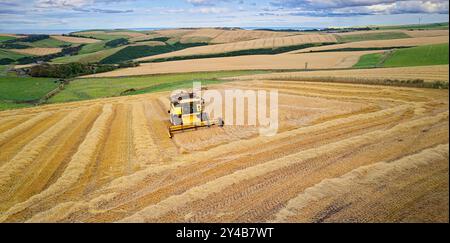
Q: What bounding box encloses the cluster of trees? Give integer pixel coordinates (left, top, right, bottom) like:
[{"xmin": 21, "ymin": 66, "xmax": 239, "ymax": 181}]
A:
[
  {"xmin": 26, "ymin": 62, "xmax": 118, "ymax": 78},
  {"xmin": 0, "ymin": 43, "xmax": 30, "ymax": 49},
  {"xmin": 147, "ymin": 43, "xmax": 334, "ymax": 63},
  {"xmin": 66, "ymin": 34, "xmax": 99, "ymax": 40},
  {"xmin": 135, "ymin": 37, "xmax": 170, "ymax": 43},
  {"xmin": 105, "ymin": 38, "xmax": 129, "ymax": 48},
  {"xmin": 100, "ymin": 42, "xmax": 208, "ymax": 64},
  {"xmin": 17, "ymin": 45, "xmax": 84, "ymax": 65},
  {"xmin": 3, "ymin": 34, "xmax": 49, "ymax": 44},
  {"xmin": 118, "ymin": 61, "xmax": 140, "ymax": 68},
  {"xmin": 0, "ymin": 58, "xmax": 15, "ymax": 65},
  {"xmin": 322, "ymin": 27, "xmax": 372, "ymax": 33}
]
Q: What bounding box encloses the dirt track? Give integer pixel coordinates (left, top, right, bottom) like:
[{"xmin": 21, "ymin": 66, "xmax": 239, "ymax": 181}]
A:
[{"xmin": 0, "ymin": 80, "xmax": 448, "ymax": 222}]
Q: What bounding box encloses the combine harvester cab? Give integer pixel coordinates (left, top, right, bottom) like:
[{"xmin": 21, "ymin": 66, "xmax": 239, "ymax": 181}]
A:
[{"xmin": 168, "ymin": 91, "xmax": 224, "ymax": 138}]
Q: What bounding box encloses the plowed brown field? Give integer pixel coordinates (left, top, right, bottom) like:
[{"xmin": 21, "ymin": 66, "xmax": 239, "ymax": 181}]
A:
[{"xmin": 0, "ymin": 79, "xmax": 448, "ymax": 222}]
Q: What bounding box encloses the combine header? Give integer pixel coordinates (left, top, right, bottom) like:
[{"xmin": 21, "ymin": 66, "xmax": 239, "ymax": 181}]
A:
[{"xmin": 168, "ymin": 91, "xmax": 224, "ymax": 138}]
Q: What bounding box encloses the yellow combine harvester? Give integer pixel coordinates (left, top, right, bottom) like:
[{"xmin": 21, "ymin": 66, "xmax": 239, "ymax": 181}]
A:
[{"xmin": 168, "ymin": 91, "xmax": 224, "ymax": 138}]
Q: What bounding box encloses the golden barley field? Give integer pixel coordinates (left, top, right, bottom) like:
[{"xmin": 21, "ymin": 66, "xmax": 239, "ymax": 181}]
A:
[
  {"xmin": 88, "ymin": 50, "xmax": 380, "ymax": 77},
  {"xmin": 231, "ymin": 65, "xmax": 450, "ymax": 83},
  {"xmin": 290, "ymin": 36, "xmax": 449, "ymax": 54},
  {"xmin": 0, "ymin": 78, "xmax": 448, "ymax": 223},
  {"xmin": 136, "ymin": 34, "xmax": 337, "ymax": 62},
  {"xmin": 154, "ymin": 28, "xmax": 297, "ymax": 44},
  {"xmin": 50, "ymin": 35, "xmax": 101, "ymax": 44},
  {"xmin": 10, "ymin": 48, "xmax": 62, "ymax": 56}
]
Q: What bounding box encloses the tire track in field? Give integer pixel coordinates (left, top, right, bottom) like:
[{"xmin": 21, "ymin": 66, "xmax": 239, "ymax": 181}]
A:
[
  {"xmin": 79, "ymin": 105, "xmax": 411, "ymax": 222},
  {"xmin": 273, "ymin": 144, "xmax": 449, "ymax": 223},
  {"xmin": 156, "ymin": 118, "xmax": 448, "ymax": 222},
  {"xmin": 184, "ymin": 120, "xmax": 448, "ymax": 223},
  {"xmin": 23, "ymin": 100, "xmax": 407, "ymax": 222},
  {"xmin": 222, "ymin": 82, "xmax": 429, "ymax": 104},
  {"xmin": 84, "ymin": 104, "xmax": 412, "ymax": 220},
  {"xmin": 119, "ymin": 112, "xmax": 447, "ymax": 222},
  {"xmin": 0, "ymin": 80, "xmax": 447, "ymax": 222}
]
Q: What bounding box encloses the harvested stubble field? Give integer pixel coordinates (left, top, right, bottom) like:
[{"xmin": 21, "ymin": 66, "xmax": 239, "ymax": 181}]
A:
[
  {"xmin": 88, "ymin": 50, "xmax": 379, "ymax": 77},
  {"xmin": 9, "ymin": 47, "xmax": 62, "ymax": 56},
  {"xmin": 0, "ymin": 34, "xmax": 23, "ymax": 38},
  {"xmin": 230, "ymin": 65, "xmax": 450, "ymax": 83},
  {"xmin": 0, "ymin": 79, "xmax": 448, "ymax": 223},
  {"xmin": 153, "ymin": 28, "xmax": 296, "ymax": 44},
  {"xmin": 290, "ymin": 36, "xmax": 449, "ymax": 54},
  {"xmin": 402, "ymin": 30, "xmax": 449, "ymax": 38},
  {"xmin": 52, "ymin": 46, "xmax": 128, "ymax": 64},
  {"xmin": 334, "ymin": 29, "xmax": 448, "ymax": 38},
  {"xmin": 50, "ymin": 35, "xmax": 101, "ymax": 44},
  {"xmin": 137, "ymin": 34, "xmax": 337, "ymax": 62},
  {"xmin": 74, "ymin": 31, "xmax": 147, "ymax": 39}
]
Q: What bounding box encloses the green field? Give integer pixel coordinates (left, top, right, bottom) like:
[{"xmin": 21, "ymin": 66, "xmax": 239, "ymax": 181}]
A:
[
  {"xmin": 101, "ymin": 42, "xmax": 208, "ymax": 64},
  {"xmin": 0, "ymin": 76, "xmax": 59, "ymax": 110},
  {"xmin": 76, "ymin": 33, "xmax": 130, "ymax": 41},
  {"xmin": 353, "ymin": 53, "xmax": 384, "ymax": 68},
  {"xmin": 353, "ymin": 43, "xmax": 449, "ymax": 68},
  {"xmin": 0, "ymin": 65, "xmax": 7, "ymax": 76},
  {"xmin": 384, "ymin": 43, "xmax": 449, "ymax": 67},
  {"xmin": 0, "ymin": 49, "xmax": 29, "ymax": 60},
  {"xmin": 0, "ymin": 36, "xmax": 16, "ymax": 42},
  {"xmin": 100, "ymin": 45, "xmax": 164, "ymax": 64},
  {"xmin": 27, "ymin": 37, "xmax": 71, "ymax": 48},
  {"xmin": 52, "ymin": 46, "xmax": 126, "ymax": 63},
  {"xmin": 78, "ymin": 41, "xmax": 108, "ymax": 55},
  {"xmin": 337, "ymin": 32, "xmax": 411, "ymax": 43},
  {"xmin": 376, "ymin": 22, "xmax": 449, "ymax": 30},
  {"xmin": 0, "ymin": 101, "xmax": 32, "ymax": 110},
  {"xmin": 126, "ymin": 79, "xmax": 223, "ymax": 96},
  {"xmin": 144, "ymin": 43, "xmax": 334, "ymax": 63},
  {"xmin": 48, "ymin": 70, "xmax": 269, "ymax": 103}
]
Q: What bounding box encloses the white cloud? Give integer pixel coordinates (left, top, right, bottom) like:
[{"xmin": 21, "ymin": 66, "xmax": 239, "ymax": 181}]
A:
[
  {"xmin": 187, "ymin": 0, "xmax": 216, "ymax": 6},
  {"xmin": 190, "ymin": 7, "xmax": 229, "ymax": 13},
  {"xmin": 270, "ymin": 0, "xmax": 449, "ymax": 16},
  {"xmin": 187, "ymin": 0, "xmax": 234, "ymax": 6},
  {"xmin": 35, "ymin": 0, "xmax": 93, "ymax": 8}
]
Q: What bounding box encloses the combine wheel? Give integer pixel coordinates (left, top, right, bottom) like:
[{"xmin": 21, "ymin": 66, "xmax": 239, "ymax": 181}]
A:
[{"xmin": 218, "ymin": 117, "xmax": 224, "ymax": 127}]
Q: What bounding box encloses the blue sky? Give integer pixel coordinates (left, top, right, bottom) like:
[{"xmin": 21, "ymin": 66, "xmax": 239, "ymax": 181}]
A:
[{"xmin": 0, "ymin": 0, "xmax": 448, "ymax": 33}]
